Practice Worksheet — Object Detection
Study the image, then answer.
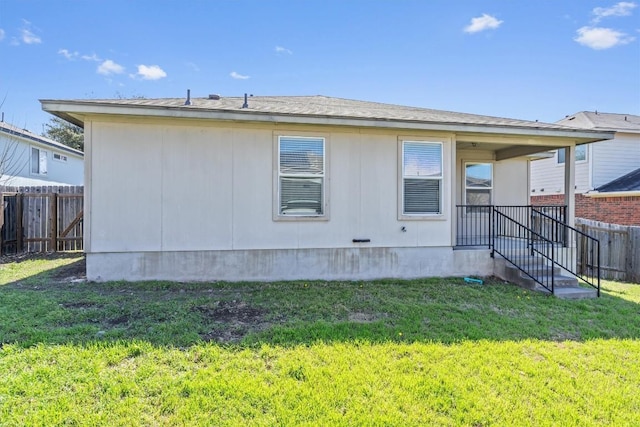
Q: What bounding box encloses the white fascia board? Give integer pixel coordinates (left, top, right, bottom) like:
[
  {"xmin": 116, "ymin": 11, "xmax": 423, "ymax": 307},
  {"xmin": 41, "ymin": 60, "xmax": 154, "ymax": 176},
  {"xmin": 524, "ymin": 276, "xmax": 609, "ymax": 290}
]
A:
[
  {"xmin": 41, "ymin": 101, "xmax": 614, "ymax": 144},
  {"xmin": 585, "ymin": 190, "xmax": 640, "ymax": 198}
]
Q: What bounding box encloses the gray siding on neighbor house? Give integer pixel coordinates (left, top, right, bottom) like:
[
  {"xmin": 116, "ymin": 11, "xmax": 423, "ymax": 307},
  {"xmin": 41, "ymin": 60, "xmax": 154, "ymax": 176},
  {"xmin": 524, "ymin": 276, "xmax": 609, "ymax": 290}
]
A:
[
  {"xmin": 591, "ymin": 133, "xmax": 640, "ymax": 189},
  {"xmin": 0, "ymin": 125, "xmax": 83, "ymax": 186},
  {"xmin": 530, "ymin": 148, "xmax": 590, "ymax": 195}
]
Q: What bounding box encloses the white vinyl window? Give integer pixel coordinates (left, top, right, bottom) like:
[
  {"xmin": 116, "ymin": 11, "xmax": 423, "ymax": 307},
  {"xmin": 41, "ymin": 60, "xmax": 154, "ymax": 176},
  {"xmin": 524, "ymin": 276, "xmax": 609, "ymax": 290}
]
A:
[
  {"xmin": 53, "ymin": 153, "xmax": 68, "ymax": 162},
  {"xmin": 402, "ymin": 141, "xmax": 443, "ymax": 215},
  {"xmin": 465, "ymin": 163, "xmax": 493, "ymax": 206},
  {"xmin": 278, "ymin": 136, "xmax": 325, "ymax": 216},
  {"xmin": 31, "ymin": 147, "xmax": 48, "ymax": 175},
  {"xmin": 557, "ymin": 145, "xmax": 587, "ymax": 163}
]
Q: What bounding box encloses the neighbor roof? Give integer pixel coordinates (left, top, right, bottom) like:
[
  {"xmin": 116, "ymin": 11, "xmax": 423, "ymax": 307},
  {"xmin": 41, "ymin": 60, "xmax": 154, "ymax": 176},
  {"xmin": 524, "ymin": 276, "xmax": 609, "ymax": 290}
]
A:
[
  {"xmin": 0, "ymin": 121, "xmax": 84, "ymax": 156},
  {"xmin": 557, "ymin": 111, "xmax": 640, "ymax": 133},
  {"xmin": 596, "ymin": 167, "xmax": 640, "ymax": 193},
  {"xmin": 41, "ymin": 95, "xmax": 613, "ymax": 142}
]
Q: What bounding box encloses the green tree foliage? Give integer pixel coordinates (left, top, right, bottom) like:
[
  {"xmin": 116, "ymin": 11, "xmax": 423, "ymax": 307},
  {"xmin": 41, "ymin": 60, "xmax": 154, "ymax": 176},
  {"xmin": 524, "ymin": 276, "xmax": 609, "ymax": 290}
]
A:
[{"xmin": 43, "ymin": 117, "xmax": 84, "ymax": 151}]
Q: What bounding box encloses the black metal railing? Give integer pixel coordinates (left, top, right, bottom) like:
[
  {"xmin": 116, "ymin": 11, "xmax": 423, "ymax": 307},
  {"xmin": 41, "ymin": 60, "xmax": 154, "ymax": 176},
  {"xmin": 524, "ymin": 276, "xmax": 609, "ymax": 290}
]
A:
[
  {"xmin": 455, "ymin": 205, "xmax": 493, "ymax": 247},
  {"xmin": 530, "ymin": 209, "xmax": 600, "ymax": 296},
  {"xmin": 493, "ymin": 209, "xmax": 556, "ymax": 294},
  {"xmin": 455, "ymin": 204, "xmax": 600, "ymax": 297},
  {"xmin": 456, "ymin": 205, "xmax": 565, "ymax": 247}
]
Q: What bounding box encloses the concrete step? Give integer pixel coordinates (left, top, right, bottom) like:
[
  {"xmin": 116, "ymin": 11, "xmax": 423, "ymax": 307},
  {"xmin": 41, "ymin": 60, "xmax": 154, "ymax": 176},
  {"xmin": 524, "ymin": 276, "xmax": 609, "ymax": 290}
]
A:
[
  {"xmin": 504, "ymin": 256, "xmax": 563, "ymax": 275},
  {"xmin": 554, "ymin": 287, "xmax": 598, "ymax": 300},
  {"xmin": 494, "ymin": 255, "xmax": 596, "ymax": 298},
  {"xmin": 518, "ymin": 272, "xmax": 579, "ymax": 289}
]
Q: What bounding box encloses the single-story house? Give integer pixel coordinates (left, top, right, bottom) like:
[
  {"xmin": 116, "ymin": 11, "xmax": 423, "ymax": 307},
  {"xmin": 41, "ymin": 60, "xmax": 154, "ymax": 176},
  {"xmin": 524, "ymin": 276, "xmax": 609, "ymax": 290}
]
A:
[
  {"xmin": 0, "ymin": 120, "xmax": 84, "ymax": 187},
  {"xmin": 41, "ymin": 95, "xmax": 612, "ymax": 283}
]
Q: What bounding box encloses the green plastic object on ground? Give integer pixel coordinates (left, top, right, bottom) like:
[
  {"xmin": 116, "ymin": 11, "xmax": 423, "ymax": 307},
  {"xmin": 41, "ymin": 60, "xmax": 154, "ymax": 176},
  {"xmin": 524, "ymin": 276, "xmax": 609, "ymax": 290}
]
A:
[{"xmin": 464, "ymin": 277, "xmax": 484, "ymax": 285}]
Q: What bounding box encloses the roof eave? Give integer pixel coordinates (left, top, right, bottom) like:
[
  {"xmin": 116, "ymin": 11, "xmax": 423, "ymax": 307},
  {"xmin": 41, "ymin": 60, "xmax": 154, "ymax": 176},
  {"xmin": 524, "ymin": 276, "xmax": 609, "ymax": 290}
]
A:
[
  {"xmin": 40, "ymin": 100, "xmax": 615, "ymax": 143},
  {"xmin": 585, "ymin": 190, "xmax": 640, "ymax": 198},
  {"xmin": 0, "ymin": 124, "xmax": 84, "ymax": 157}
]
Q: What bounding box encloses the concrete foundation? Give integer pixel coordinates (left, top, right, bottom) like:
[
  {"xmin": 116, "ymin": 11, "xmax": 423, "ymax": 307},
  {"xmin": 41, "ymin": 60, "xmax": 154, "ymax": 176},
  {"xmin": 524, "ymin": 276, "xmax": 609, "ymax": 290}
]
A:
[{"xmin": 87, "ymin": 247, "xmax": 494, "ymax": 282}]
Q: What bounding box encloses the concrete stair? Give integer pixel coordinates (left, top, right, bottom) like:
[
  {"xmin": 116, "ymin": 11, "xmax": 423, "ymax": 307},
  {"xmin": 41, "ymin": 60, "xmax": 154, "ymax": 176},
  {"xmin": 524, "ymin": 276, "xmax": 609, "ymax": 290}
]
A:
[{"xmin": 495, "ymin": 255, "xmax": 598, "ymax": 299}]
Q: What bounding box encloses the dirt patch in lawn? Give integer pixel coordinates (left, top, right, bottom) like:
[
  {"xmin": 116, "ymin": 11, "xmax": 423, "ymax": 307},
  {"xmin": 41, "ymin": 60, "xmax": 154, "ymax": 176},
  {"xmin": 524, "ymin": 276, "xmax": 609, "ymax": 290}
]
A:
[
  {"xmin": 49, "ymin": 258, "xmax": 86, "ymax": 282},
  {"xmin": 193, "ymin": 300, "xmax": 271, "ymax": 343}
]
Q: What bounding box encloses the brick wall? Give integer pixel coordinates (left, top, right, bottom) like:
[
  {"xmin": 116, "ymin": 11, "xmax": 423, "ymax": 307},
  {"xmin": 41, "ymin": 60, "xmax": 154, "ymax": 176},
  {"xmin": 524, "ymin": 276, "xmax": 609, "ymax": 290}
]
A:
[{"xmin": 531, "ymin": 194, "xmax": 640, "ymax": 226}]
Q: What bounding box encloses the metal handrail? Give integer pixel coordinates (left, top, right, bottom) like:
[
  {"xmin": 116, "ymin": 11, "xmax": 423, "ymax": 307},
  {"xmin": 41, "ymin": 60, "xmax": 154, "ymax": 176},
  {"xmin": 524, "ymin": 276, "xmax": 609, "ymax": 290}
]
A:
[
  {"xmin": 455, "ymin": 204, "xmax": 600, "ymax": 297},
  {"xmin": 531, "ymin": 208, "xmax": 600, "ymax": 296},
  {"xmin": 492, "ymin": 210, "xmax": 556, "ymax": 294}
]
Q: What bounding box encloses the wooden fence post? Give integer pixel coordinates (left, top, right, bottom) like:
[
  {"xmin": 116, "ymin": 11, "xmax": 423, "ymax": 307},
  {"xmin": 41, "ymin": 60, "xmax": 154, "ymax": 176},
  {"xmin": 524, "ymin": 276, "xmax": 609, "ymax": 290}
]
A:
[
  {"xmin": 50, "ymin": 192, "xmax": 58, "ymax": 252},
  {"xmin": 16, "ymin": 194, "xmax": 23, "ymax": 253}
]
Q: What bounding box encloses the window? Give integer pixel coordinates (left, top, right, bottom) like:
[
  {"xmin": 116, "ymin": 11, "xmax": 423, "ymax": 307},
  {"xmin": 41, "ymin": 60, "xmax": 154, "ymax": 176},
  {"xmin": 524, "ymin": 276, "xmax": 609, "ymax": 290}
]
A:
[
  {"xmin": 557, "ymin": 145, "xmax": 587, "ymax": 163},
  {"xmin": 465, "ymin": 163, "xmax": 492, "ymax": 206},
  {"xmin": 31, "ymin": 147, "xmax": 47, "ymax": 175},
  {"xmin": 278, "ymin": 136, "xmax": 325, "ymax": 216},
  {"xmin": 402, "ymin": 141, "xmax": 443, "ymax": 215},
  {"xmin": 53, "ymin": 153, "xmax": 68, "ymax": 162}
]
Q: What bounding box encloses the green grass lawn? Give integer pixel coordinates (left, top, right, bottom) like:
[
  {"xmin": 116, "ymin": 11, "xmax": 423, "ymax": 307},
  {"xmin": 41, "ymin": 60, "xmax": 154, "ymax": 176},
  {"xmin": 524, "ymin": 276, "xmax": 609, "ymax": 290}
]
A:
[{"xmin": 1, "ymin": 253, "xmax": 639, "ymax": 426}]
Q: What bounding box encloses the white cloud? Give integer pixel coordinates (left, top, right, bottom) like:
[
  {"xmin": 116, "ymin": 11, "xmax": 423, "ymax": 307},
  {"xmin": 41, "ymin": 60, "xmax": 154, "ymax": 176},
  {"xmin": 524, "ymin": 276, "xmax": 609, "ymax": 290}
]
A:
[
  {"xmin": 59, "ymin": 49, "xmax": 101, "ymax": 61},
  {"xmin": 134, "ymin": 64, "xmax": 167, "ymax": 80},
  {"xmin": 58, "ymin": 49, "xmax": 78, "ymax": 60},
  {"xmin": 97, "ymin": 59, "xmax": 125, "ymax": 75},
  {"xmin": 464, "ymin": 13, "xmax": 503, "ymax": 33},
  {"xmin": 275, "ymin": 45, "xmax": 293, "ymax": 55},
  {"xmin": 81, "ymin": 53, "xmax": 101, "ymax": 62},
  {"xmin": 574, "ymin": 26, "xmax": 635, "ymax": 49},
  {"xmin": 230, "ymin": 71, "xmax": 250, "ymax": 80},
  {"xmin": 0, "ymin": 29, "xmax": 5, "ymax": 41},
  {"xmin": 21, "ymin": 28, "xmax": 41, "ymax": 44},
  {"xmin": 593, "ymin": 2, "xmax": 637, "ymax": 22}
]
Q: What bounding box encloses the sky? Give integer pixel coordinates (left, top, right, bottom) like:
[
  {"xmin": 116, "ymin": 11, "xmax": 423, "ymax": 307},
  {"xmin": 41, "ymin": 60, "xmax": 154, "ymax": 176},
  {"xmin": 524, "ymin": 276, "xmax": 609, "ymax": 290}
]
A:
[{"xmin": 0, "ymin": 0, "xmax": 639, "ymax": 135}]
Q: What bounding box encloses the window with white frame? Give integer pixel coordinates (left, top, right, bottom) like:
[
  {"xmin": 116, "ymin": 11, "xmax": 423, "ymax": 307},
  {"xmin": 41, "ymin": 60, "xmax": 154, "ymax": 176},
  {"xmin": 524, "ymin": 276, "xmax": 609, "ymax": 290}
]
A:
[
  {"xmin": 278, "ymin": 136, "xmax": 325, "ymax": 216},
  {"xmin": 402, "ymin": 141, "xmax": 443, "ymax": 215},
  {"xmin": 465, "ymin": 163, "xmax": 492, "ymax": 206},
  {"xmin": 31, "ymin": 147, "xmax": 48, "ymax": 175},
  {"xmin": 53, "ymin": 153, "xmax": 68, "ymax": 162},
  {"xmin": 557, "ymin": 145, "xmax": 587, "ymax": 163}
]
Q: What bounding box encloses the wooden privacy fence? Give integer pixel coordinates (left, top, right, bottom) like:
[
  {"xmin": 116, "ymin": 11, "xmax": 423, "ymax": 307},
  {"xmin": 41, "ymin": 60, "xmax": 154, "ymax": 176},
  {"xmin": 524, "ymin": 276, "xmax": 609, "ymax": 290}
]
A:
[
  {"xmin": 576, "ymin": 218, "xmax": 640, "ymax": 283},
  {"xmin": 0, "ymin": 186, "xmax": 83, "ymax": 255}
]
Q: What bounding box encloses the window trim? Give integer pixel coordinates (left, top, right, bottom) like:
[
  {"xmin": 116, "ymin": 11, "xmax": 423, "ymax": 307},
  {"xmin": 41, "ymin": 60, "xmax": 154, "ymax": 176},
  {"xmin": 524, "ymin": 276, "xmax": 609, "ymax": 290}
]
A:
[
  {"xmin": 273, "ymin": 133, "xmax": 330, "ymax": 221},
  {"xmin": 30, "ymin": 146, "xmax": 48, "ymax": 176},
  {"xmin": 53, "ymin": 152, "xmax": 68, "ymax": 163},
  {"xmin": 398, "ymin": 139, "xmax": 445, "ymax": 219},
  {"xmin": 464, "ymin": 162, "xmax": 493, "ymax": 206}
]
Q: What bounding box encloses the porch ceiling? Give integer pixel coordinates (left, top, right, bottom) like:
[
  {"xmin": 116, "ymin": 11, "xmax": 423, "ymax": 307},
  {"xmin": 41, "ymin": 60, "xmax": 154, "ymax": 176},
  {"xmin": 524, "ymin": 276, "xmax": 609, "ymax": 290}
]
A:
[
  {"xmin": 456, "ymin": 134, "xmax": 602, "ymax": 160},
  {"xmin": 457, "ymin": 140, "xmax": 552, "ymax": 160}
]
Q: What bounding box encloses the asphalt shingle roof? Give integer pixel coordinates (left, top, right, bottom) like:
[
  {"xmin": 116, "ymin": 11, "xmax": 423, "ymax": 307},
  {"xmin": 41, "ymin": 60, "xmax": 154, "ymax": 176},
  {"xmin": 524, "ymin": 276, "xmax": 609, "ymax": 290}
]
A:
[
  {"xmin": 558, "ymin": 111, "xmax": 640, "ymax": 132},
  {"xmin": 0, "ymin": 121, "xmax": 83, "ymax": 156},
  {"xmin": 596, "ymin": 167, "xmax": 640, "ymax": 192},
  {"xmin": 51, "ymin": 95, "xmax": 588, "ymax": 132}
]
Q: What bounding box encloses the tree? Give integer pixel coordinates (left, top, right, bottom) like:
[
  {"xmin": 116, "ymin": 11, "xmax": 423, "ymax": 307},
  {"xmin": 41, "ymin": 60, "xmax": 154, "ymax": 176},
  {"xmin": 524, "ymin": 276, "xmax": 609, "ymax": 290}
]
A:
[{"xmin": 43, "ymin": 117, "xmax": 84, "ymax": 151}]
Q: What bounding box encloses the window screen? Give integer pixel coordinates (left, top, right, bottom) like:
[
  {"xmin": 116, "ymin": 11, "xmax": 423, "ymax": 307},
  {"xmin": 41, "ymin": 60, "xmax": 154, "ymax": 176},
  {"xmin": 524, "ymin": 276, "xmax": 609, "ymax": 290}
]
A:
[{"xmin": 279, "ymin": 137, "xmax": 325, "ymax": 216}]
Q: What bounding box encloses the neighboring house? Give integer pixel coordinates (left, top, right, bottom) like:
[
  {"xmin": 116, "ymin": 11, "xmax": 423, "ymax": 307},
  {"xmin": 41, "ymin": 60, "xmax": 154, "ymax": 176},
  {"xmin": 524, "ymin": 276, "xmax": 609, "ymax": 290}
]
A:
[
  {"xmin": 0, "ymin": 120, "xmax": 84, "ymax": 187},
  {"xmin": 41, "ymin": 95, "xmax": 611, "ymax": 283},
  {"xmin": 530, "ymin": 112, "xmax": 640, "ymax": 225}
]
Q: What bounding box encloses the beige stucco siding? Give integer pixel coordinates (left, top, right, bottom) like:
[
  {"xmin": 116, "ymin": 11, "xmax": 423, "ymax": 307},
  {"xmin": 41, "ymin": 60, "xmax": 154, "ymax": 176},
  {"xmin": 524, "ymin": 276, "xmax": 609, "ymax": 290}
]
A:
[
  {"xmin": 455, "ymin": 149, "xmax": 529, "ymax": 206},
  {"xmin": 89, "ymin": 118, "xmax": 463, "ymax": 253},
  {"xmin": 91, "ymin": 122, "xmax": 163, "ymax": 252},
  {"xmin": 493, "ymin": 158, "xmax": 529, "ymax": 205}
]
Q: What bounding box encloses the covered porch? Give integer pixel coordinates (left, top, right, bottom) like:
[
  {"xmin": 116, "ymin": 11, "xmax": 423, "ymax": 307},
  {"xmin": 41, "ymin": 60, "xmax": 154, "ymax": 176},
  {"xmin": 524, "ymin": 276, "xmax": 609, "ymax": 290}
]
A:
[{"xmin": 450, "ymin": 137, "xmax": 600, "ymax": 297}]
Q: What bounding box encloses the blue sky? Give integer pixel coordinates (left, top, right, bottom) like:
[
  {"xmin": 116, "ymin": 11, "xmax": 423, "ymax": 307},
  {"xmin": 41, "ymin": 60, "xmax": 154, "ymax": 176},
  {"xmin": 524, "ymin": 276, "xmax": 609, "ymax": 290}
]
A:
[{"xmin": 0, "ymin": 0, "xmax": 639, "ymax": 134}]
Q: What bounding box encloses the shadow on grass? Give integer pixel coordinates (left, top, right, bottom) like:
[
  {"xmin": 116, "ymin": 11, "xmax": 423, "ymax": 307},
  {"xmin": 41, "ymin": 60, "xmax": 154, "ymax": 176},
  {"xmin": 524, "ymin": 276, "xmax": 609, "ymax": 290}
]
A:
[{"xmin": 1, "ymin": 255, "xmax": 640, "ymax": 348}]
